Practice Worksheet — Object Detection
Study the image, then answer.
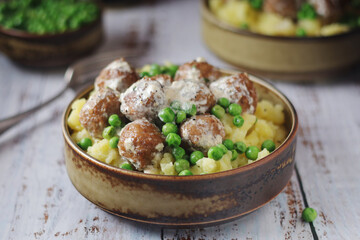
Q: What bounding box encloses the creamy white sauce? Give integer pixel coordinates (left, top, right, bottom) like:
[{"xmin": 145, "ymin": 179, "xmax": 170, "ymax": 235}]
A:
[
  {"xmin": 105, "ymin": 59, "xmax": 132, "ymax": 72},
  {"xmin": 210, "ymin": 74, "xmax": 255, "ymax": 114},
  {"xmin": 165, "ymin": 80, "xmax": 213, "ymax": 114},
  {"xmin": 120, "ymin": 79, "xmax": 166, "ymax": 121},
  {"xmin": 196, "ymin": 57, "xmax": 206, "ymax": 63}
]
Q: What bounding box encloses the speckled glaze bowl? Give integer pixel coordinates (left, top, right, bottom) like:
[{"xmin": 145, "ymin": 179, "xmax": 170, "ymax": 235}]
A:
[
  {"xmin": 201, "ymin": 0, "xmax": 360, "ymax": 81},
  {"xmin": 62, "ymin": 70, "xmax": 298, "ymax": 228},
  {"xmin": 0, "ymin": 6, "xmax": 103, "ymax": 67}
]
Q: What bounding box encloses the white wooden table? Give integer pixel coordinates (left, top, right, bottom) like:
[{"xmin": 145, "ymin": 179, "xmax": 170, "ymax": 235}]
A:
[{"xmin": 1, "ymin": 1, "xmax": 359, "ymax": 239}]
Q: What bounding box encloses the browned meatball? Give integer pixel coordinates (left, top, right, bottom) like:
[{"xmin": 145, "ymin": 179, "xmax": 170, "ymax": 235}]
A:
[
  {"xmin": 95, "ymin": 58, "xmax": 139, "ymax": 93},
  {"xmin": 148, "ymin": 74, "xmax": 173, "ymax": 87},
  {"xmin": 263, "ymin": 0, "xmax": 299, "ymax": 19},
  {"xmin": 120, "ymin": 78, "xmax": 167, "ymax": 122},
  {"xmin": 118, "ymin": 119, "xmax": 165, "ymax": 170},
  {"xmin": 180, "ymin": 115, "xmax": 225, "ymax": 153},
  {"xmin": 209, "ymin": 73, "xmax": 257, "ymax": 114},
  {"xmin": 165, "ymin": 80, "xmax": 216, "ymax": 114},
  {"xmin": 308, "ymin": 0, "xmax": 345, "ymax": 23},
  {"xmin": 174, "ymin": 58, "xmax": 222, "ymax": 85},
  {"xmin": 79, "ymin": 89, "xmax": 121, "ymax": 138}
]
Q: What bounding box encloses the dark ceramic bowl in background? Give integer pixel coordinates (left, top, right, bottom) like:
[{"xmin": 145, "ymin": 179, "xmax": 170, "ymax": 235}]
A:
[
  {"xmin": 201, "ymin": 0, "xmax": 360, "ymax": 81},
  {"xmin": 62, "ymin": 70, "xmax": 298, "ymax": 228},
  {"xmin": 0, "ymin": 5, "xmax": 103, "ymax": 67}
]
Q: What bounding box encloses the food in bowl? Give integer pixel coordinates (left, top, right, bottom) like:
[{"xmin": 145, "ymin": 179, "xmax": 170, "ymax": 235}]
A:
[
  {"xmin": 0, "ymin": 0, "xmax": 100, "ymax": 34},
  {"xmin": 209, "ymin": 0, "xmax": 360, "ymax": 37},
  {"xmin": 67, "ymin": 58, "xmax": 288, "ymax": 176}
]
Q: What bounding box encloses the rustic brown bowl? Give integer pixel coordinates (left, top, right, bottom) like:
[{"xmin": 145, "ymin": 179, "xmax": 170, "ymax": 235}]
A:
[
  {"xmin": 0, "ymin": 6, "xmax": 103, "ymax": 67},
  {"xmin": 201, "ymin": 0, "xmax": 360, "ymax": 81},
  {"xmin": 62, "ymin": 70, "xmax": 298, "ymax": 228}
]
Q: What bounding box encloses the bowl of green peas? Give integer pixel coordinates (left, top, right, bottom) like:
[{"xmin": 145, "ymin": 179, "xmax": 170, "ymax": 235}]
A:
[
  {"xmin": 62, "ymin": 61, "xmax": 299, "ymax": 227},
  {"xmin": 0, "ymin": 0, "xmax": 102, "ymax": 67}
]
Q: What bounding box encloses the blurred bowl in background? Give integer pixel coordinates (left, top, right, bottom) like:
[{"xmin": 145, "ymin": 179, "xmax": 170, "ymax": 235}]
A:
[
  {"xmin": 0, "ymin": 5, "xmax": 103, "ymax": 67},
  {"xmin": 201, "ymin": 0, "xmax": 360, "ymax": 81}
]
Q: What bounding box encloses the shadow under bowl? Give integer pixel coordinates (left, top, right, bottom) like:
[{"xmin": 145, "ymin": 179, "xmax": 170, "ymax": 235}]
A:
[
  {"xmin": 201, "ymin": 0, "xmax": 360, "ymax": 82},
  {"xmin": 0, "ymin": 11, "xmax": 103, "ymax": 67},
  {"xmin": 62, "ymin": 70, "xmax": 298, "ymax": 228}
]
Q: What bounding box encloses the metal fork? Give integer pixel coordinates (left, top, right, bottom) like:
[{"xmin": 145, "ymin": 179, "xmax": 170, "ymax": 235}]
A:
[{"xmin": 0, "ymin": 49, "xmax": 143, "ymax": 135}]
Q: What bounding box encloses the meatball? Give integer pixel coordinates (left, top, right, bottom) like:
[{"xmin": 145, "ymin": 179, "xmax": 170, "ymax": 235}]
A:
[
  {"xmin": 263, "ymin": 0, "xmax": 299, "ymax": 19},
  {"xmin": 118, "ymin": 119, "xmax": 165, "ymax": 170},
  {"xmin": 209, "ymin": 73, "xmax": 257, "ymax": 114},
  {"xmin": 180, "ymin": 115, "xmax": 225, "ymax": 153},
  {"xmin": 308, "ymin": 0, "xmax": 345, "ymax": 23},
  {"xmin": 95, "ymin": 58, "xmax": 138, "ymax": 93},
  {"xmin": 120, "ymin": 78, "xmax": 167, "ymax": 122},
  {"xmin": 148, "ymin": 74, "xmax": 173, "ymax": 87},
  {"xmin": 174, "ymin": 58, "xmax": 222, "ymax": 85},
  {"xmin": 165, "ymin": 80, "xmax": 216, "ymax": 114},
  {"xmin": 79, "ymin": 89, "xmax": 121, "ymax": 138}
]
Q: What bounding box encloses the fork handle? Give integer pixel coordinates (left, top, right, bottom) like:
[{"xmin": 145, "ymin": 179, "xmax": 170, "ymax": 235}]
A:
[{"xmin": 0, "ymin": 86, "xmax": 68, "ymax": 135}]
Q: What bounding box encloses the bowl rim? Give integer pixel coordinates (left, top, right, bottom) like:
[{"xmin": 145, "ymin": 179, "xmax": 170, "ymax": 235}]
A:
[
  {"xmin": 62, "ymin": 70, "xmax": 298, "ymax": 181},
  {"xmin": 201, "ymin": 0, "xmax": 360, "ymax": 42},
  {"xmin": 0, "ymin": 2, "xmax": 102, "ymax": 40}
]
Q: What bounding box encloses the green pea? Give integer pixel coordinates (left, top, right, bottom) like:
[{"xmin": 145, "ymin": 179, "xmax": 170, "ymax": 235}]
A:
[
  {"xmin": 245, "ymin": 146, "xmax": 260, "ymax": 160},
  {"xmin": 223, "ymin": 139, "xmax": 234, "ymax": 150},
  {"xmin": 109, "ymin": 137, "xmax": 119, "ymax": 149},
  {"xmin": 139, "ymin": 71, "xmax": 150, "ymax": 78},
  {"xmin": 172, "ymin": 146, "xmax": 186, "ymax": 160},
  {"xmin": 183, "ymin": 102, "xmax": 197, "ymax": 116},
  {"xmin": 174, "ymin": 159, "xmax": 190, "ymax": 173},
  {"xmin": 234, "ymin": 141, "xmax": 246, "ymax": 154},
  {"xmin": 228, "ymin": 103, "xmax": 242, "ymax": 116},
  {"xmin": 233, "ymin": 115, "xmax": 244, "ymax": 127},
  {"xmin": 230, "ymin": 150, "xmax": 238, "ymax": 161},
  {"xmin": 302, "ymin": 208, "xmax": 317, "ymax": 222},
  {"xmin": 108, "ymin": 114, "xmax": 122, "ymax": 128},
  {"xmin": 297, "ymin": 3, "xmax": 317, "ymax": 20},
  {"xmin": 218, "ymin": 97, "xmax": 230, "ymax": 108},
  {"xmin": 190, "ymin": 151, "xmax": 204, "ymax": 165},
  {"xmin": 120, "ymin": 163, "xmax": 133, "ymax": 170},
  {"xmin": 149, "ymin": 64, "xmax": 161, "ymax": 76},
  {"xmin": 176, "ymin": 110, "xmax": 187, "ymax": 124},
  {"xmin": 208, "ymin": 146, "xmax": 224, "ymax": 161},
  {"xmin": 178, "ymin": 169, "xmax": 193, "ymax": 176},
  {"xmin": 166, "ymin": 133, "xmax": 181, "ymax": 147},
  {"xmin": 217, "ymin": 144, "xmax": 228, "ymax": 154},
  {"xmin": 167, "ymin": 64, "xmax": 178, "ymax": 78},
  {"xmin": 102, "ymin": 126, "xmax": 116, "ymax": 140},
  {"xmin": 211, "ymin": 105, "xmax": 225, "ymax": 119},
  {"xmin": 240, "ymin": 22, "xmax": 249, "ymax": 29},
  {"xmin": 249, "ymin": 0, "xmax": 263, "ymax": 9},
  {"xmin": 77, "ymin": 138, "xmax": 92, "ymax": 151},
  {"xmin": 296, "ymin": 28, "xmax": 307, "ymax": 37},
  {"xmin": 160, "ymin": 65, "xmax": 168, "ymax": 74},
  {"xmin": 170, "ymin": 101, "xmax": 182, "ymax": 111},
  {"xmin": 158, "ymin": 107, "xmax": 175, "ymax": 123},
  {"xmin": 261, "ymin": 139, "xmax": 276, "ymax": 152},
  {"xmin": 162, "ymin": 123, "xmax": 178, "ymax": 136}
]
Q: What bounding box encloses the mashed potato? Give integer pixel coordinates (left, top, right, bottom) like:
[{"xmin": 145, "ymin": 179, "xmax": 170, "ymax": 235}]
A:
[
  {"xmin": 209, "ymin": 0, "xmax": 350, "ymax": 37},
  {"xmin": 69, "ymin": 99, "xmax": 287, "ymax": 175}
]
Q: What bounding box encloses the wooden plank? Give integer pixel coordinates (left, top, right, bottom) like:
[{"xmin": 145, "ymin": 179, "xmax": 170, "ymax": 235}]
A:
[
  {"xmin": 1, "ymin": 0, "xmax": 358, "ymax": 239},
  {"xmin": 276, "ymin": 81, "xmax": 360, "ymax": 239},
  {"xmin": 163, "ymin": 173, "xmax": 313, "ymax": 240}
]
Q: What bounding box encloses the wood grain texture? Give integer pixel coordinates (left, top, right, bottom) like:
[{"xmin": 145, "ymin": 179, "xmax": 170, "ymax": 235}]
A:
[
  {"xmin": 0, "ymin": 0, "xmax": 359, "ymax": 239},
  {"xmin": 277, "ymin": 81, "xmax": 360, "ymax": 239}
]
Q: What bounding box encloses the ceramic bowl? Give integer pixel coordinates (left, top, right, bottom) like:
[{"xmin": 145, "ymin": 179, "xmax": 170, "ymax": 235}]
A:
[
  {"xmin": 62, "ymin": 70, "xmax": 298, "ymax": 228},
  {"xmin": 0, "ymin": 6, "xmax": 103, "ymax": 67},
  {"xmin": 201, "ymin": 0, "xmax": 360, "ymax": 81}
]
